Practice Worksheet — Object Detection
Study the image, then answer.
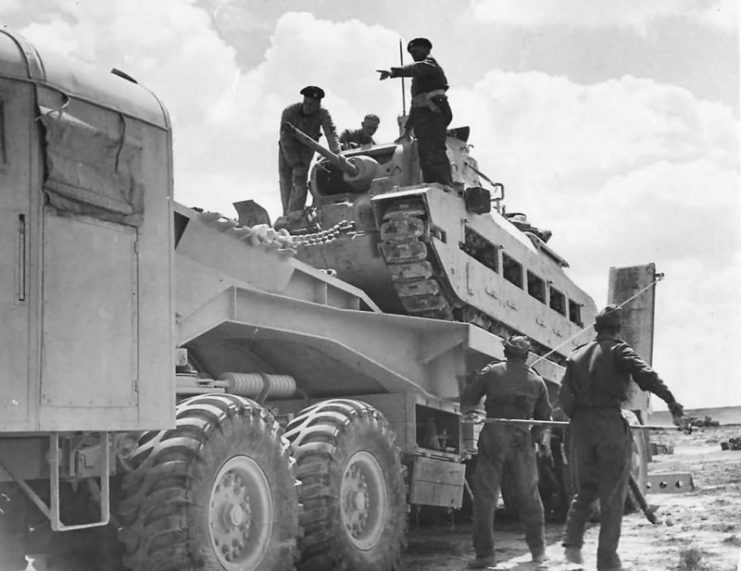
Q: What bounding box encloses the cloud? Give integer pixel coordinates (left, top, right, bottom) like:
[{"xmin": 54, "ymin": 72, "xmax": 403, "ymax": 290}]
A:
[
  {"xmin": 7, "ymin": 5, "xmax": 740, "ymax": 408},
  {"xmin": 451, "ymin": 71, "xmax": 737, "ymax": 210},
  {"xmin": 450, "ymin": 67, "xmax": 739, "ymax": 408},
  {"xmin": 651, "ymin": 252, "xmax": 741, "ymax": 408},
  {"xmin": 467, "ymin": 0, "xmax": 737, "ymax": 34}
]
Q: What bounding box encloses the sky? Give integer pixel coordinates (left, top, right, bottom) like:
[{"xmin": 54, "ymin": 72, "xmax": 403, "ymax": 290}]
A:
[{"xmin": 2, "ymin": 0, "xmax": 738, "ymax": 411}]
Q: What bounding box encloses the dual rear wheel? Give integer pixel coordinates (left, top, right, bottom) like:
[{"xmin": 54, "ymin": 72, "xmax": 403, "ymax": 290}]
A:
[
  {"xmin": 117, "ymin": 394, "xmax": 298, "ymax": 571},
  {"xmin": 117, "ymin": 396, "xmax": 405, "ymax": 571},
  {"xmin": 285, "ymin": 399, "xmax": 406, "ymax": 571}
]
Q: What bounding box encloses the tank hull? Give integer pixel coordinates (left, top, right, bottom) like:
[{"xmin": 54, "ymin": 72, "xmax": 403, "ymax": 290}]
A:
[{"xmin": 298, "ymin": 183, "xmax": 597, "ymax": 367}]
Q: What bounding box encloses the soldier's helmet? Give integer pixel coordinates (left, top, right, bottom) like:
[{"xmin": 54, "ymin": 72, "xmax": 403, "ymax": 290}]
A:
[
  {"xmin": 504, "ymin": 335, "xmax": 531, "ymax": 357},
  {"xmin": 595, "ymin": 305, "xmax": 622, "ymax": 327}
]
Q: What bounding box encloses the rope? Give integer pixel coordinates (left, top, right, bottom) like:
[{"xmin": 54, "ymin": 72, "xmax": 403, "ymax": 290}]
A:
[{"xmin": 530, "ymin": 273, "xmax": 665, "ymax": 367}]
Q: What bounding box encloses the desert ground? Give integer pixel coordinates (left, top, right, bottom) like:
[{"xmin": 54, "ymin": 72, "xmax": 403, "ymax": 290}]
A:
[
  {"xmin": 402, "ymin": 425, "xmax": 741, "ymax": 571},
  {"xmin": 18, "ymin": 425, "xmax": 740, "ymax": 571}
]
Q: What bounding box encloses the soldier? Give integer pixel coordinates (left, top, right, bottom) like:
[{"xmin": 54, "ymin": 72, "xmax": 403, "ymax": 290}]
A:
[
  {"xmin": 278, "ymin": 85, "xmax": 340, "ymax": 215},
  {"xmin": 339, "ymin": 113, "xmax": 380, "ymax": 149},
  {"xmin": 377, "ymin": 37, "xmax": 453, "ymax": 186},
  {"xmin": 461, "ymin": 336, "xmax": 552, "ymax": 569},
  {"xmin": 559, "ymin": 305, "xmax": 687, "ymax": 571}
]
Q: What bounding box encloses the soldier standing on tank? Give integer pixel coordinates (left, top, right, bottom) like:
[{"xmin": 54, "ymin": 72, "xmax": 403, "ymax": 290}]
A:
[
  {"xmin": 339, "ymin": 113, "xmax": 380, "ymax": 149},
  {"xmin": 377, "ymin": 37, "xmax": 453, "ymax": 186},
  {"xmin": 278, "ymin": 85, "xmax": 340, "ymax": 215},
  {"xmin": 558, "ymin": 305, "xmax": 687, "ymax": 571},
  {"xmin": 461, "ymin": 336, "xmax": 552, "ymax": 569}
]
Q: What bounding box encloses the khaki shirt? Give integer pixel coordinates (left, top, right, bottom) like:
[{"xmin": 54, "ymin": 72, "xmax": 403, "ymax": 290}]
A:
[
  {"xmin": 559, "ymin": 333, "xmax": 677, "ymax": 417},
  {"xmin": 461, "ymin": 359, "xmax": 552, "ymax": 437},
  {"xmin": 279, "ymin": 102, "xmax": 339, "ymax": 165}
]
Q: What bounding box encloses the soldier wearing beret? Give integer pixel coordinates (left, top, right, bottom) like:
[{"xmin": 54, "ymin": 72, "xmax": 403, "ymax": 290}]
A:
[
  {"xmin": 461, "ymin": 336, "xmax": 552, "ymax": 568},
  {"xmin": 559, "ymin": 305, "xmax": 687, "ymax": 571},
  {"xmin": 377, "ymin": 37, "xmax": 453, "ymax": 186},
  {"xmin": 278, "ymin": 86, "xmax": 340, "ymax": 215},
  {"xmin": 339, "ymin": 113, "xmax": 380, "ymax": 149}
]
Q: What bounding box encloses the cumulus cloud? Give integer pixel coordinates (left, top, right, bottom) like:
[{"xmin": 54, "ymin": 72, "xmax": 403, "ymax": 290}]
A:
[
  {"xmin": 651, "ymin": 252, "xmax": 741, "ymax": 408},
  {"xmin": 7, "ymin": 5, "xmax": 740, "ymax": 406},
  {"xmin": 467, "ymin": 0, "xmax": 737, "ymax": 34},
  {"xmin": 450, "ymin": 67, "xmax": 739, "ymax": 408},
  {"xmin": 451, "ymin": 71, "xmax": 737, "ymax": 219}
]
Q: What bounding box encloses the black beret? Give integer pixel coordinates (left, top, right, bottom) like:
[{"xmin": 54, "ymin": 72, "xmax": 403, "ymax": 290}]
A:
[
  {"xmin": 407, "ymin": 37, "xmax": 432, "ymax": 51},
  {"xmin": 300, "ymin": 85, "xmax": 325, "ymax": 100},
  {"xmin": 595, "ymin": 305, "xmax": 622, "ymax": 327}
]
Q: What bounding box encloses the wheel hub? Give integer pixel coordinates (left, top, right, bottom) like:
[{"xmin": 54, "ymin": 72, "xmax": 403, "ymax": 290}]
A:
[
  {"xmin": 209, "ymin": 456, "xmax": 273, "ymax": 570},
  {"xmin": 222, "ymin": 500, "xmax": 249, "ymax": 528},
  {"xmin": 340, "ymin": 450, "xmax": 388, "ymax": 551},
  {"xmin": 353, "ymin": 489, "xmax": 367, "ymax": 511}
]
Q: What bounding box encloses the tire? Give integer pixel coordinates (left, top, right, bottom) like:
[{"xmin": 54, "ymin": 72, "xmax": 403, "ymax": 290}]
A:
[
  {"xmin": 285, "ymin": 399, "xmax": 406, "ymax": 571},
  {"xmin": 117, "ymin": 394, "xmax": 299, "ymax": 571}
]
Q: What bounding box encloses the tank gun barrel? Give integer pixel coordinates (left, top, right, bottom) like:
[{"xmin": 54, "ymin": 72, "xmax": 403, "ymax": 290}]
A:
[{"xmin": 282, "ymin": 122, "xmax": 359, "ymax": 177}]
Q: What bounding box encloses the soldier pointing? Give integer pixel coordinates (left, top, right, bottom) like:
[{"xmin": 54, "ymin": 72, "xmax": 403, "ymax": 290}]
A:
[{"xmin": 377, "ymin": 37, "xmax": 453, "ymax": 186}]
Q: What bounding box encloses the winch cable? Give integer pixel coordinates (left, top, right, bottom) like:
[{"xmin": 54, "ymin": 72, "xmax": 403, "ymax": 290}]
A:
[{"xmin": 531, "ymin": 273, "xmax": 665, "ymax": 368}]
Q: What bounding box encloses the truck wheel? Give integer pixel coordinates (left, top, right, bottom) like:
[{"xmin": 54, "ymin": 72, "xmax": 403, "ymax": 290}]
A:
[
  {"xmin": 285, "ymin": 399, "xmax": 405, "ymax": 571},
  {"xmin": 118, "ymin": 394, "xmax": 298, "ymax": 571}
]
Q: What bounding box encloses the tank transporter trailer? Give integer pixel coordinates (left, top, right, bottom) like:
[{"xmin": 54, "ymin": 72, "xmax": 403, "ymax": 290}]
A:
[{"xmin": 0, "ymin": 29, "xmax": 658, "ymax": 571}]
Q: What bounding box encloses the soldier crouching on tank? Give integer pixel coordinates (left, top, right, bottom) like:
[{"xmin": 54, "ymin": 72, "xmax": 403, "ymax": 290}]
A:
[
  {"xmin": 558, "ymin": 305, "xmax": 687, "ymax": 571},
  {"xmin": 278, "ymin": 85, "xmax": 340, "ymax": 215},
  {"xmin": 377, "ymin": 37, "xmax": 453, "ymax": 186},
  {"xmin": 461, "ymin": 336, "xmax": 552, "ymax": 568},
  {"xmin": 339, "ymin": 113, "xmax": 380, "ymax": 149}
]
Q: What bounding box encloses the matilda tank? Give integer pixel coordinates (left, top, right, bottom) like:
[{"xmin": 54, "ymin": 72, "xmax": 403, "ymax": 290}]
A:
[{"xmin": 273, "ymin": 122, "xmax": 597, "ymax": 367}]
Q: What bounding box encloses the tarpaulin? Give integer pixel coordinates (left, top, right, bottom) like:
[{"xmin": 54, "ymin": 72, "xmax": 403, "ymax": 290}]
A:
[{"xmin": 37, "ymin": 86, "xmax": 144, "ymax": 226}]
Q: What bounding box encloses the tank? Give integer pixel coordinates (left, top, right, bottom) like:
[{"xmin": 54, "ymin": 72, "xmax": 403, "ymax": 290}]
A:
[{"xmin": 279, "ymin": 122, "xmax": 598, "ymax": 367}]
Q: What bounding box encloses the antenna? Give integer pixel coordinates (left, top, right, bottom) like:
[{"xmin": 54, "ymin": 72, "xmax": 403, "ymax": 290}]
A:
[{"xmin": 399, "ymin": 39, "xmax": 406, "ymax": 116}]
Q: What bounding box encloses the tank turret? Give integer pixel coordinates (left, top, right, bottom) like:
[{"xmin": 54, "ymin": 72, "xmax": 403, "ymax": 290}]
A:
[
  {"xmin": 282, "ymin": 122, "xmax": 381, "ymax": 192},
  {"xmin": 279, "ymin": 124, "xmax": 597, "ymax": 368}
]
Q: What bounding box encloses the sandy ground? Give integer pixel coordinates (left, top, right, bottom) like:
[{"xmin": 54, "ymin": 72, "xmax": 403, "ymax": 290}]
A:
[
  {"xmin": 18, "ymin": 426, "xmax": 741, "ymax": 571},
  {"xmin": 401, "ymin": 425, "xmax": 741, "ymax": 571}
]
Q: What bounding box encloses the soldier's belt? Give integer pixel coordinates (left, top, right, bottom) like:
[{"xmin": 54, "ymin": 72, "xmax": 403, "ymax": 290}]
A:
[{"xmin": 411, "ymin": 89, "xmax": 447, "ymax": 111}]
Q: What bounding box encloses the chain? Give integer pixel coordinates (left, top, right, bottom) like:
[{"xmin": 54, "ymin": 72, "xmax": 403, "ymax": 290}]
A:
[{"xmin": 291, "ymin": 220, "xmax": 364, "ymax": 247}]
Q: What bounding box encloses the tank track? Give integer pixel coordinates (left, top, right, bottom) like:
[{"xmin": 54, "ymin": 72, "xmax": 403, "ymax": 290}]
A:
[
  {"xmin": 378, "ymin": 197, "xmax": 566, "ymax": 366},
  {"xmin": 378, "ymin": 199, "xmax": 454, "ymax": 319}
]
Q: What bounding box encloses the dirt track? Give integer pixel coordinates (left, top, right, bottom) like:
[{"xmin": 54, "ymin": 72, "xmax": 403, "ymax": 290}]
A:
[{"xmin": 402, "ymin": 425, "xmax": 741, "ymax": 571}]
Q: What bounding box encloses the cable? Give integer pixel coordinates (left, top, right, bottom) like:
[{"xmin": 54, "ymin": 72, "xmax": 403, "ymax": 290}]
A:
[{"xmin": 531, "ymin": 273, "xmax": 665, "ymax": 367}]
